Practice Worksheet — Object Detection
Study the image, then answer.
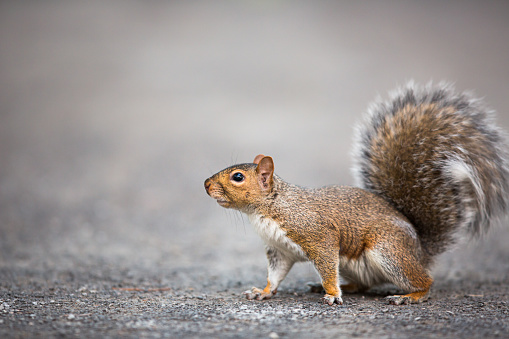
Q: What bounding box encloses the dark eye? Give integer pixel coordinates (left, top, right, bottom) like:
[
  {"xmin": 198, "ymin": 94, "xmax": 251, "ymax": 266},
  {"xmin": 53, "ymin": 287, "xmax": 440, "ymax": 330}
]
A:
[{"xmin": 231, "ymin": 172, "xmax": 245, "ymax": 182}]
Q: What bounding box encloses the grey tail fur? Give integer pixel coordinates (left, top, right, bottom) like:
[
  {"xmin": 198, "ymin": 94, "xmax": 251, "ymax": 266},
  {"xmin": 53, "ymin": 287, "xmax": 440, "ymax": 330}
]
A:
[{"xmin": 351, "ymin": 82, "xmax": 509, "ymax": 257}]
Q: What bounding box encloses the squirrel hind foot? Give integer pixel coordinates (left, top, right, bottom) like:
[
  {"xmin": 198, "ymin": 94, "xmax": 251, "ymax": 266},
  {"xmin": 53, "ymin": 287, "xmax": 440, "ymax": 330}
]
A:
[{"xmin": 385, "ymin": 290, "xmax": 429, "ymax": 305}]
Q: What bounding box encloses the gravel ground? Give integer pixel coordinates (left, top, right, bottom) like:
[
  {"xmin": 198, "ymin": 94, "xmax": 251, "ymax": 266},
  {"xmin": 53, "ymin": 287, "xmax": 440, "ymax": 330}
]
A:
[{"xmin": 1, "ymin": 1, "xmax": 509, "ymax": 338}]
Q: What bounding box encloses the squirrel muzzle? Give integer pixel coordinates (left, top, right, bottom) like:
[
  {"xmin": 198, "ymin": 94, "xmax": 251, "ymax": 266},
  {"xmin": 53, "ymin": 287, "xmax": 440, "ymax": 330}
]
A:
[{"xmin": 204, "ymin": 177, "xmax": 231, "ymax": 208}]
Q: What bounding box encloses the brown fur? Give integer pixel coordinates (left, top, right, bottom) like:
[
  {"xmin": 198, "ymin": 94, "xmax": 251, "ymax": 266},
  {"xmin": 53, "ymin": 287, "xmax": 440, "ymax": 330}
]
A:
[
  {"xmin": 205, "ymin": 156, "xmax": 433, "ymax": 304},
  {"xmin": 204, "ymin": 83, "xmax": 509, "ymax": 306}
]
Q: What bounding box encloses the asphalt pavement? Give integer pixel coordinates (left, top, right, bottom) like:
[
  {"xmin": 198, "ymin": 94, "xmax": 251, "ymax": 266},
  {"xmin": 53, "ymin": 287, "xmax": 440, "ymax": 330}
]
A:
[{"xmin": 1, "ymin": 1, "xmax": 509, "ymax": 338}]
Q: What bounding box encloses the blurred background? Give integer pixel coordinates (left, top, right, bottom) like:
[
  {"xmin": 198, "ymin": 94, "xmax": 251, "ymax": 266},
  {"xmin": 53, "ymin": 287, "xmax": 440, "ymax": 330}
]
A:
[{"xmin": 1, "ymin": 1, "xmax": 508, "ymax": 291}]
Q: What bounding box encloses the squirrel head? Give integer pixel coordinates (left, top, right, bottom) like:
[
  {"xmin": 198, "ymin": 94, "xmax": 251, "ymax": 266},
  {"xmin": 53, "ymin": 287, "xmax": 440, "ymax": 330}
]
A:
[{"xmin": 204, "ymin": 154, "xmax": 274, "ymax": 211}]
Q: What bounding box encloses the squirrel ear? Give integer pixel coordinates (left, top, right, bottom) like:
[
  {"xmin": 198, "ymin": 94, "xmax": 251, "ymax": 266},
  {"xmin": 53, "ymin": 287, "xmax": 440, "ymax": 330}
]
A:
[
  {"xmin": 253, "ymin": 154, "xmax": 265, "ymax": 165},
  {"xmin": 256, "ymin": 156, "xmax": 274, "ymax": 191}
]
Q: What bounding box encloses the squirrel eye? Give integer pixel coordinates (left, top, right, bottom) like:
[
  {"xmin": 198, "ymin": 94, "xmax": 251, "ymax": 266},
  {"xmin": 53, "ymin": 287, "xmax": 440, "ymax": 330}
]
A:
[{"xmin": 231, "ymin": 172, "xmax": 245, "ymax": 182}]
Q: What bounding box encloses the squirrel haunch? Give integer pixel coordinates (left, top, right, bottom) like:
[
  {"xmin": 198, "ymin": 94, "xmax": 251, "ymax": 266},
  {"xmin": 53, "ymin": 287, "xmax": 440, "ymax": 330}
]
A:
[{"xmin": 204, "ymin": 83, "xmax": 509, "ymax": 306}]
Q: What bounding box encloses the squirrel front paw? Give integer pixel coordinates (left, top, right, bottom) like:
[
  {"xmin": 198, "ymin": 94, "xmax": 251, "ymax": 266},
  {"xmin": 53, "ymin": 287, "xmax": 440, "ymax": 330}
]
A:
[
  {"xmin": 323, "ymin": 294, "xmax": 343, "ymax": 306},
  {"xmin": 243, "ymin": 287, "xmax": 275, "ymax": 301}
]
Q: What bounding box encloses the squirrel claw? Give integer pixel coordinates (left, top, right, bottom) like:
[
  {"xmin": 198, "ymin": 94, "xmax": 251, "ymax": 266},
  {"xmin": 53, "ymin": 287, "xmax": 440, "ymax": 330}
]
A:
[
  {"xmin": 323, "ymin": 294, "xmax": 343, "ymax": 306},
  {"xmin": 243, "ymin": 287, "xmax": 273, "ymax": 301}
]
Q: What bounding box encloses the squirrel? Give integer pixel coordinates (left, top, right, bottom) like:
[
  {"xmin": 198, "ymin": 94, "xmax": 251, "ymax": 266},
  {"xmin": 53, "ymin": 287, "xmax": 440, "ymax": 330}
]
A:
[{"xmin": 204, "ymin": 83, "xmax": 509, "ymax": 306}]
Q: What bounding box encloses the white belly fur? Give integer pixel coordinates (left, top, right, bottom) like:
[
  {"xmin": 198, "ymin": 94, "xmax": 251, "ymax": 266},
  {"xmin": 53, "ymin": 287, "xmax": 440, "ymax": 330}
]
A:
[
  {"xmin": 339, "ymin": 250, "xmax": 387, "ymax": 287},
  {"xmin": 248, "ymin": 213, "xmax": 308, "ymax": 262}
]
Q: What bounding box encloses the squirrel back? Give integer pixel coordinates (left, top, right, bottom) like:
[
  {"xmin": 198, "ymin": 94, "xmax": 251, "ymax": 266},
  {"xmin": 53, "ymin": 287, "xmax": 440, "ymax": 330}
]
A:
[{"xmin": 351, "ymin": 83, "xmax": 509, "ymax": 257}]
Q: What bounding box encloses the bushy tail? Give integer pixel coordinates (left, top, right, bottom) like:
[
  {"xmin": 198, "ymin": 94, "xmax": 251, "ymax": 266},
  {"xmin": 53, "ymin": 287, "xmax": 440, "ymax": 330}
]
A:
[{"xmin": 352, "ymin": 83, "xmax": 509, "ymax": 257}]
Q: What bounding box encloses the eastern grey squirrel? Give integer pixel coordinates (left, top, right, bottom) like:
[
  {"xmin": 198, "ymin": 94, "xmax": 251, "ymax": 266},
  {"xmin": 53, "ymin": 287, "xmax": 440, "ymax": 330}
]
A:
[{"xmin": 204, "ymin": 83, "xmax": 509, "ymax": 305}]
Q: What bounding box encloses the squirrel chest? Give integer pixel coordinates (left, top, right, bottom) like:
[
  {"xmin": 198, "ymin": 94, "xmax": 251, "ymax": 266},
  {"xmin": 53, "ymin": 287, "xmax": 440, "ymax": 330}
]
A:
[{"xmin": 248, "ymin": 213, "xmax": 308, "ymax": 262}]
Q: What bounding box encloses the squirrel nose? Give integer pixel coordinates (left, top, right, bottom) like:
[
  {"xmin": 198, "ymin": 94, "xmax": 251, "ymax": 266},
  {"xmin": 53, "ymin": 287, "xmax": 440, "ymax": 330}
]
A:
[{"xmin": 204, "ymin": 179, "xmax": 211, "ymax": 192}]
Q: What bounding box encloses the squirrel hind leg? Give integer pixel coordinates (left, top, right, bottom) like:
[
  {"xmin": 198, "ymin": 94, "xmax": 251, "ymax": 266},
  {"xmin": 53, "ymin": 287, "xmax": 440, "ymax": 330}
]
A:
[{"xmin": 366, "ymin": 243, "xmax": 433, "ymax": 305}]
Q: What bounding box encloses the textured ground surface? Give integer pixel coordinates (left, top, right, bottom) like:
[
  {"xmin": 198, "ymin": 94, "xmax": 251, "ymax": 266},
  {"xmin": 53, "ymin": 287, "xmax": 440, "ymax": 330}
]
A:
[{"xmin": 1, "ymin": 1, "xmax": 509, "ymax": 338}]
